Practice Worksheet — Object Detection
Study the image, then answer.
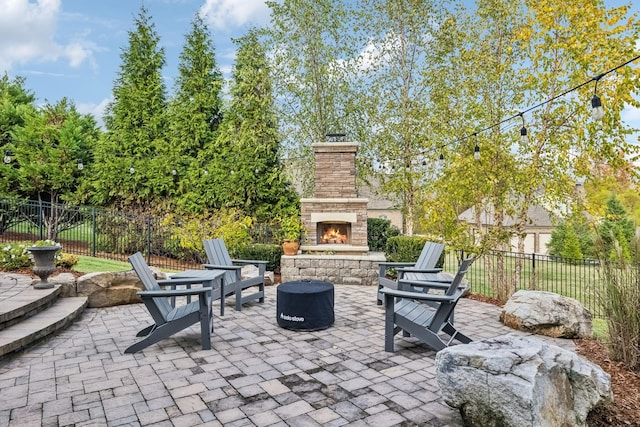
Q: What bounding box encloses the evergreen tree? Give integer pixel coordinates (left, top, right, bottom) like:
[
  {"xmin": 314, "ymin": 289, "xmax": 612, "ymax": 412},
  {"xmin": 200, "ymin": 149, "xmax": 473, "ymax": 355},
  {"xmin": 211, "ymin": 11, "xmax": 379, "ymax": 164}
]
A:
[
  {"xmin": 169, "ymin": 14, "xmax": 225, "ymax": 212},
  {"xmin": 10, "ymin": 98, "xmax": 100, "ymax": 239},
  {"xmin": 216, "ymin": 29, "xmax": 298, "ymax": 221},
  {"xmin": 92, "ymin": 5, "xmax": 170, "ymax": 211},
  {"xmin": 0, "ymin": 73, "xmax": 36, "ymax": 196},
  {"xmin": 598, "ymin": 193, "xmax": 636, "ymax": 261}
]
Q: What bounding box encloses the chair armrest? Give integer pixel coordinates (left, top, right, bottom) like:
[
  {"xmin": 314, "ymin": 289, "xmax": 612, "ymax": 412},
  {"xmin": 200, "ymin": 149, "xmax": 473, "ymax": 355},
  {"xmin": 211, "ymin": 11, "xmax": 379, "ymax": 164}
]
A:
[
  {"xmin": 398, "ymin": 279, "xmax": 465, "ymax": 294},
  {"xmin": 378, "ymin": 262, "xmax": 415, "ymax": 268},
  {"xmin": 157, "ymin": 278, "xmax": 216, "ymax": 287},
  {"xmin": 138, "ymin": 287, "xmax": 212, "ymax": 298},
  {"xmin": 396, "ymin": 267, "xmax": 443, "ymax": 274},
  {"xmin": 231, "ymin": 259, "xmax": 268, "ymax": 265},
  {"xmin": 202, "ymin": 264, "xmax": 241, "ymax": 271},
  {"xmin": 379, "ymin": 287, "xmax": 460, "ymax": 302}
]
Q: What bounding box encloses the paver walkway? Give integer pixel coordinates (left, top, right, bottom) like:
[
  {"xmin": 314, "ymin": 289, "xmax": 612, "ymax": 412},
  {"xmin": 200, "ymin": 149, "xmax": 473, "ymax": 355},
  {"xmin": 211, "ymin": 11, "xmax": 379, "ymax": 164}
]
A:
[{"xmin": 0, "ymin": 275, "xmax": 574, "ymax": 426}]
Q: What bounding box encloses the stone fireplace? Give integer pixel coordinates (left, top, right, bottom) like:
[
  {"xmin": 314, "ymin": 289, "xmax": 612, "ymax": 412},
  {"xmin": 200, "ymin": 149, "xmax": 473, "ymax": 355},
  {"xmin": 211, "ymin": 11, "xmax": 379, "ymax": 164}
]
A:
[
  {"xmin": 281, "ymin": 140, "xmax": 384, "ymax": 286},
  {"xmin": 300, "ymin": 142, "xmax": 369, "ymax": 255}
]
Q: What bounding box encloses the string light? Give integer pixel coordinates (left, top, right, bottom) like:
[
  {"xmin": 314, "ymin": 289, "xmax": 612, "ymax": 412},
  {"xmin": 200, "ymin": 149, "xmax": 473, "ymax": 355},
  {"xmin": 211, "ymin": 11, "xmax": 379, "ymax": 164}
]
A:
[
  {"xmin": 129, "ymin": 164, "xmax": 135, "ymax": 174},
  {"xmin": 3, "ymin": 151, "xmax": 11, "ymax": 164},
  {"xmin": 591, "ymin": 74, "xmax": 605, "ymax": 120},
  {"xmin": 77, "ymin": 159, "xmax": 84, "ymax": 171},
  {"xmin": 519, "ymin": 113, "xmax": 529, "ymax": 144},
  {"xmin": 473, "ymin": 134, "xmax": 480, "ymax": 161},
  {"xmin": 426, "ymin": 54, "xmax": 640, "ymax": 165}
]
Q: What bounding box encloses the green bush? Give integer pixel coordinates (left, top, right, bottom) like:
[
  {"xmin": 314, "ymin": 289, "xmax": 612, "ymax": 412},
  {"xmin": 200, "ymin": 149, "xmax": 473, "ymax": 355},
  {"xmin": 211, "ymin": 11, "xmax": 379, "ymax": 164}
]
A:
[
  {"xmin": 56, "ymin": 253, "xmax": 79, "ymax": 269},
  {"xmin": 237, "ymin": 243, "xmax": 283, "ymax": 273},
  {"xmin": 0, "ymin": 242, "xmax": 30, "ymax": 270},
  {"xmin": 368, "ymin": 218, "xmax": 401, "ymax": 251},
  {"xmin": 96, "ymin": 214, "xmax": 147, "ymax": 254},
  {"xmin": 385, "ymin": 235, "xmax": 430, "ymax": 263}
]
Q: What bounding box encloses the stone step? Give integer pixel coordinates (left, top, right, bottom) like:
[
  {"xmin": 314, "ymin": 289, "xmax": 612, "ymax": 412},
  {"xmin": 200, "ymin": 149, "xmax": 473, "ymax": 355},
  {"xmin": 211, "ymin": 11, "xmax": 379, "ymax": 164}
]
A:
[
  {"xmin": 0, "ymin": 296, "xmax": 88, "ymax": 359},
  {"xmin": 0, "ymin": 285, "xmax": 61, "ymax": 331}
]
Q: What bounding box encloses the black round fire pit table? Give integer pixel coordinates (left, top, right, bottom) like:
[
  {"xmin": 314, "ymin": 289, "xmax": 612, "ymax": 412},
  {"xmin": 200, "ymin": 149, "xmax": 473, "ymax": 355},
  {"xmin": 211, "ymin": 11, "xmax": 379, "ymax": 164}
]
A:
[{"xmin": 277, "ymin": 280, "xmax": 335, "ymax": 331}]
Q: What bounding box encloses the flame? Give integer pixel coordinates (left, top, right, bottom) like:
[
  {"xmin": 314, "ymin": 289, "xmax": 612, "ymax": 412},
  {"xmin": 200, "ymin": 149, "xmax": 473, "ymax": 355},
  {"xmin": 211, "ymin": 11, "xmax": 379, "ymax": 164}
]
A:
[{"xmin": 320, "ymin": 226, "xmax": 347, "ymax": 244}]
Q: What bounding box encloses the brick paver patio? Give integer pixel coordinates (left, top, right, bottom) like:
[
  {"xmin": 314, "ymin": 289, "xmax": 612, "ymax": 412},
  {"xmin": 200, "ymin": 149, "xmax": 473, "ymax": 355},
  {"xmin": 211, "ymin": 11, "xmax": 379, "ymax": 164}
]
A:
[{"xmin": 0, "ymin": 277, "xmax": 574, "ymax": 426}]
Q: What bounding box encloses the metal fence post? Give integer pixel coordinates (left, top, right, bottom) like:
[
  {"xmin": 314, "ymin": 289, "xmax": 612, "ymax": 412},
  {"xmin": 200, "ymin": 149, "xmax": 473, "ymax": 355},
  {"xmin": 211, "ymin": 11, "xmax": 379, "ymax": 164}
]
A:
[
  {"xmin": 38, "ymin": 199, "xmax": 44, "ymax": 240},
  {"xmin": 91, "ymin": 207, "xmax": 97, "ymax": 257},
  {"xmin": 146, "ymin": 215, "xmax": 152, "ymax": 264},
  {"xmin": 532, "ymin": 252, "xmax": 536, "ymax": 273}
]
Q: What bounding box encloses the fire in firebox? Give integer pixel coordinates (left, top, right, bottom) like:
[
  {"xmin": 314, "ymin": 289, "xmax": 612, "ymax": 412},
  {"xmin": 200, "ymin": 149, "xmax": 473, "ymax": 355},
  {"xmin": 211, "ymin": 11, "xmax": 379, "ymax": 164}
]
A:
[{"xmin": 319, "ymin": 223, "xmax": 349, "ymax": 244}]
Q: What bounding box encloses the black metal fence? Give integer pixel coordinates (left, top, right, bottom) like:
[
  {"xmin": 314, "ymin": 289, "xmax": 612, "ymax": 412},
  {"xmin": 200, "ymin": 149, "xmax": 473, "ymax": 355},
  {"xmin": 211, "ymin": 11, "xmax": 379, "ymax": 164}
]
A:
[
  {"xmin": 442, "ymin": 250, "xmax": 605, "ymax": 318},
  {"xmin": 0, "ymin": 198, "xmax": 214, "ymax": 270},
  {"xmin": 1, "ymin": 198, "xmax": 607, "ymax": 317}
]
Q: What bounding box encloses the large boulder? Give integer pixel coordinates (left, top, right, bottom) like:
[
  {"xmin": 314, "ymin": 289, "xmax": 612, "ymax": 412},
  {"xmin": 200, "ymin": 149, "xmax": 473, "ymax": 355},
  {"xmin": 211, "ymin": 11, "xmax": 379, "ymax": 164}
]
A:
[
  {"xmin": 76, "ymin": 269, "xmax": 166, "ymax": 308},
  {"xmin": 436, "ymin": 334, "xmax": 612, "ymax": 427},
  {"xmin": 500, "ymin": 290, "xmax": 593, "ymax": 338}
]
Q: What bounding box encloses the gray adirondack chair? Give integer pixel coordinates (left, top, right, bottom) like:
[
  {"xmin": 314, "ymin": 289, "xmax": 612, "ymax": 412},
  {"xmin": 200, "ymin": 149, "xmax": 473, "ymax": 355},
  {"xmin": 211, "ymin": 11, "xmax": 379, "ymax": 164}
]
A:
[
  {"xmin": 126, "ymin": 252, "xmax": 217, "ymax": 353},
  {"xmin": 377, "ymin": 241, "xmax": 445, "ymax": 304},
  {"xmin": 379, "ymin": 256, "xmax": 474, "ymax": 352},
  {"xmin": 202, "ymin": 238, "xmax": 266, "ymax": 312}
]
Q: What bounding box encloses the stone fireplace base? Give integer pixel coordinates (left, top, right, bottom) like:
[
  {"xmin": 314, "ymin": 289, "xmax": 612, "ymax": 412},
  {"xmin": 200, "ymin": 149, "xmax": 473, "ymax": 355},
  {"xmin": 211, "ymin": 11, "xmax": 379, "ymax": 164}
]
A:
[{"xmin": 280, "ymin": 252, "xmax": 385, "ymax": 286}]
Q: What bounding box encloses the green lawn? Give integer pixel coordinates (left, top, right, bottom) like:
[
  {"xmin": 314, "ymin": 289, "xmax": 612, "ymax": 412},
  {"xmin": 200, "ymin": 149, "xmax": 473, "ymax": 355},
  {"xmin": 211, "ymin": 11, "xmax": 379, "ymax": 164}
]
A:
[{"xmin": 73, "ymin": 255, "xmax": 131, "ymax": 273}]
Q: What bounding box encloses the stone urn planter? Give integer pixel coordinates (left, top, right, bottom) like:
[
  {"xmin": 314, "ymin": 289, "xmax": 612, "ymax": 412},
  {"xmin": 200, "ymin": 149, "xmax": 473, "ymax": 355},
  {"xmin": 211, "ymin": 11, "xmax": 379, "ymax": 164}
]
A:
[{"xmin": 27, "ymin": 245, "xmax": 61, "ymax": 289}]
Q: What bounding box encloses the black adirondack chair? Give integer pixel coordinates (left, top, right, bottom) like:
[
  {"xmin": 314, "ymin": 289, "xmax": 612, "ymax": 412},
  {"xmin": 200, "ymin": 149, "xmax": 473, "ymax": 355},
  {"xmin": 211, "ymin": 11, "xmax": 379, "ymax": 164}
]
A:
[
  {"xmin": 379, "ymin": 256, "xmax": 475, "ymax": 352},
  {"xmin": 125, "ymin": 252, "xmax": 218, "ymax": 353},
  {"xmin": 202, "ymin": 239, "xmax": 266, "ymax": 312},
  {"xmin": 377, "ymin": 241, "xmax": 445, "ymax": 304}
]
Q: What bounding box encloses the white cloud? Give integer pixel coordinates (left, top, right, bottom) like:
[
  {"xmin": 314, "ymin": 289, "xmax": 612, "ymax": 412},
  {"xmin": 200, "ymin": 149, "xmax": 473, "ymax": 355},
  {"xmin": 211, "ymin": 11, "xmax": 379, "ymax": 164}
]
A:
[
  {"xmin": 199, "ymin": 0, "xmax": 271, "ymax": 30},
  {"xmin": 0, "ymin": 0, "xmax": 95, "ymax": 71},
  {"xmin": 76, "ymin": 97, "xmax": 110, "ymax": 128}
]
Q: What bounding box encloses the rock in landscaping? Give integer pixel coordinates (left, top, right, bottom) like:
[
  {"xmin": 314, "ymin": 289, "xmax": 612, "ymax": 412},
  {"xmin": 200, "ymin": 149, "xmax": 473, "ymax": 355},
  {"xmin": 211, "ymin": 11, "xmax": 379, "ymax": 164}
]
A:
[
  {"xmin": 76, "ymin": 268, "xmax": 165, "ymax": 308},
  {"xmin": 436, "ymin": 334, "xmax": 612, "ymax": 427},
  {"xmin": 500, "ymin": 290, "xmax": 593, "ymax": 338}
]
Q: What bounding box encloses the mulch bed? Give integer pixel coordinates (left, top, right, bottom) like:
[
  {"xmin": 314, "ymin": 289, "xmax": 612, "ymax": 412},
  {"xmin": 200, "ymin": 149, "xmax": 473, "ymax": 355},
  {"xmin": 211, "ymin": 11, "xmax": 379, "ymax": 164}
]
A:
[{"xmin": 467, "ymin": 292, "xmax": 640, "ymax": 426}]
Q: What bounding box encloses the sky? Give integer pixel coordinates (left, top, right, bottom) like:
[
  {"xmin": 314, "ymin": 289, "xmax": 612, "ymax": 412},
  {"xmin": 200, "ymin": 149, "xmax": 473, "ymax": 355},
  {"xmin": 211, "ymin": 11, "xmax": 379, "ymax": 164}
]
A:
[
  {"xmin": 0, "ymin": 0, "xmax": 271, "ymax": 122},
  {"xmin": 0, "ymin": 0, "xmax": 639, "ymax": 137}
]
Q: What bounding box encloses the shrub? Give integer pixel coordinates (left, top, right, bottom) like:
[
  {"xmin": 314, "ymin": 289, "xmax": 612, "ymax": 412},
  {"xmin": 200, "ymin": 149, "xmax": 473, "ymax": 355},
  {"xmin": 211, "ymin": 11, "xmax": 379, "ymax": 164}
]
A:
[
  {"xmin": 96, "ymin": 214, "xmax": 147, "ymax": 254},
  {"xmin": 368, "ymin": 218, "xmax": 401, "ymax": 251},
  {"xmin": 162, "ymin": 208, "xmax": 254, "ymax": 261},
  {"xmin": 0, "ymin": 242, "xmax": 30, "ymax": 270},
  {"xmin": 56, "ymin": 253, "xmax": 79, "ymax": 269},
  {"xmin": 385, "ymin": 235, "xmax": 430, "ymax": 263},
  {"xmin": 237, "ymin": 244, "xmax": 283, "ymax": 273}
]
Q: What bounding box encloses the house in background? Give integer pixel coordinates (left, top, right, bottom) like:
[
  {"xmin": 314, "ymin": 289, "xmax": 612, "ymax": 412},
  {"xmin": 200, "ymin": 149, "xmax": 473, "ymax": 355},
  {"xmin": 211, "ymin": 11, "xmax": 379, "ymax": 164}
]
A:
[
  {"xmin": 458, "ymin": 203, "xmax": 554, "ymax": 254},
  {"xmin": 356, "ymin": 180, "xmax": 403, "ymax": 230}
]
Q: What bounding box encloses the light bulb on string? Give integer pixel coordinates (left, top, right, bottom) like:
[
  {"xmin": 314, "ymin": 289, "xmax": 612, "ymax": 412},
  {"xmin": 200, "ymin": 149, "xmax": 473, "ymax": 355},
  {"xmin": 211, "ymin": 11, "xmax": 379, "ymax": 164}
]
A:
[
  {"xmin": 3, "ymin": 151, "xmax": 12, "ymax": 164},
  {"xmin": 519, "ymin": 113, "xmax": 529, "ymax": 144},
  {"xmin": 591, "ymin": 75, "xmax": 605, "ymax": 120},
  {"xmin": 473, "ymin": 134, "xmax": 480, "ymax": 161},
  {"xmin": 77, "ymin": 159, "xmax": 84, "ymax": 171},
  {"xmin": 129, "ymin": 164, "xmax": 135, "ymax": 174},
  {"xmin": 591, "ymin": 94, "xmax": 604, "ymax": 120}
]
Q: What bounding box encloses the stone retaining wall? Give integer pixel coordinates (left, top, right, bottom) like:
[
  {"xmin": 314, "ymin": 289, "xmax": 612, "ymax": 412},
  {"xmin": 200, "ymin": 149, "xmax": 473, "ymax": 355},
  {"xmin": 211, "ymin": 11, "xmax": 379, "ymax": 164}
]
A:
[{"xmin": 280, "ymin": 253, "xmax": 386, "ymax": 286}]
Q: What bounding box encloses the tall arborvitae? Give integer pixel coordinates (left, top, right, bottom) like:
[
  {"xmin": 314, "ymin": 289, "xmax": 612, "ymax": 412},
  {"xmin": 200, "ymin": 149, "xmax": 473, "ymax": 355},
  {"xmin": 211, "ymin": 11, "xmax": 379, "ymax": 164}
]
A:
[
  {"xmin": 170, "ymin": 14, "xmax": 225, "ymax": 212},
  {"xmin": 0, "ymin": 73, "xmax": 36, "ymax": 197},
  {"xmin": 215, "ymin": 29, "xmax": 298, "ymax": 221},
  {"xmin": 92, "ymin": 5, "xmax": 170, "ymax": 211}
]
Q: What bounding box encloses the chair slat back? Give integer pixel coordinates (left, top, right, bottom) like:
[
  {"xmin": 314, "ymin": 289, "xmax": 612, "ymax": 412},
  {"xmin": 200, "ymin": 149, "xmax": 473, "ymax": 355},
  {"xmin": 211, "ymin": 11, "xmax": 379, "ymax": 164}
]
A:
[
  {"xmin": 129, "ymin": 252, "xmax": 172, "ymax": 320},
  {"xmin": 445, "ymin": 256, "xmax": 474, "ymax": 296},
  {"xmin": 204, "ymin": 239, "xmax": 239, "ymax": 285},
  {"xmin": 415, "ymin": 242, "xmax": 445, "ymax": 269}
]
